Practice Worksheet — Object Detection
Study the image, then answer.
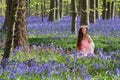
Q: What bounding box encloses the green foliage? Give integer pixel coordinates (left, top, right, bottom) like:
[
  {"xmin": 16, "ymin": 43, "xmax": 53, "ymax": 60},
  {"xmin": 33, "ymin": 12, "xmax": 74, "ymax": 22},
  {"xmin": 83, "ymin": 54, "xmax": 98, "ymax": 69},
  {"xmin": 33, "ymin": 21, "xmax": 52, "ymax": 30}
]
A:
[
  {"xmin": 29, "ymin": 35, "xmax": 120, "ymax": 52},
  {"xmin": 0, "ymin": 48, "xmax": 120, "ymax": 79}
]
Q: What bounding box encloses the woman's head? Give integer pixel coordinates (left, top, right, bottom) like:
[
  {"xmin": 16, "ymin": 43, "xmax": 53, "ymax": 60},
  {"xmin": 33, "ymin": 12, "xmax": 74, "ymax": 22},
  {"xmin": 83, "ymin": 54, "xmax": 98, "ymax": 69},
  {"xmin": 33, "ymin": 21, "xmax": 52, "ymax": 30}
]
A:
[
  {"xmin": 77, "ymin": 25, "xmax": 89, "ymax": 50},
  {"xmin": 80, "ymin": 25, "xmax": 89, "ymax": 35}
]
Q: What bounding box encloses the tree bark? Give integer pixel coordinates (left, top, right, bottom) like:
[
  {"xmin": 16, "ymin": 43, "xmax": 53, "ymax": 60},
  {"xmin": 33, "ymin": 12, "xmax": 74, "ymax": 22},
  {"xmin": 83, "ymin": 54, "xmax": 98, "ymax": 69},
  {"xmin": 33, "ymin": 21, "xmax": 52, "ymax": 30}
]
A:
[
  {"xmin": 44, "ymin": 0, "xmax": 46, "ymax": 17},
  {"xmin": 0, "ymin": 0, "xmax": 2, "ymax": 16},
  {"xmin": 114, "ymin": 0, "xmax": 117, "ymax": 17},
  {"xmin": 71, "ymin": 0, "xmax": 77, "ymax": 35},
  {"xmin": 2, "ymin": 0, "xmax": 12, "ymax": 29},
  {"xmin": 3, "ymin": 0, "xmax": 18, "ymax": 59},
  {"xmin": 102, "ymin": 0, "xmax": 107, "ymax": 20},
  {"xmin": 89, "ymin": 0, "xmax": 96, "ymax": 23},
  {"xmin": 111, "ymin": 0, "xmax": 115, "ymax": 18},
  {"xmin": 48, "ymin": 0, "xmax": 56, "ymax": 21},
  {"xmin": 35, "ymin": 3, "xmax": 39, "ymax": 16},
  {"xmin": 78, "ymin": 0, "xmax": 82, "ymax": 16},
  {"xmin": 80, "ymin": 0, "xmax": 89, "ymax": 25},
  {"xmin": 14, "ymin": 0, "xmax": 28, "ymax": 48},
  {"xmin": 41, "ymin": 0, "xmax": 44, "ymax": 21},
  {"xmin": 59, "ymin": 0, "xmax": 63, "ymax": 18},
  {"xmin": 26, "ymin": 0, "xmax": 30, "ymax": 16},
  {"xmin": 55, "ymin": 0, "xmax": 60, "ymax": 20},
  {"xmin": 66, "ymin": 0, "xmax": 69, "ymax": 15},
  {"xmin": 106, "ymin": 1, "xmax": 111, "ymax": 19},
  {"xmin": 96, "ymin": 0, "xmax": 100, "ymax": 19}
]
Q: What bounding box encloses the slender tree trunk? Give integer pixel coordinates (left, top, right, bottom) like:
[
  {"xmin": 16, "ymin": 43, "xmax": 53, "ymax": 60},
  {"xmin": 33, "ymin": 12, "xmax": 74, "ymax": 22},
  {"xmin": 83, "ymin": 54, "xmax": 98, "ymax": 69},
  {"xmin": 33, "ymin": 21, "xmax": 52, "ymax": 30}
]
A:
[
  {"xmin": 59, "ymin": 0, "xmax": 63, "ymax": 18},
  {"xmin": 114, "ymin": 0, "xmax": 117, "ymax": 17},
  {"xmin": 43, "ymin": 0, "xmax": 46, "ymax": 17},
  {"xmin": 106, "ymin": 1, "xmax": 111, "ymax": 19},
  {"xmin": 26, "ymin": 0, "xmax": 30, "ymax": 16},
  {"xmin": 2, "ymin": 0, "xmax": 12, "ymax": 29},
  {"xmin": 14, "ymin": 0, "xmax": 28, "ymax": 48},
  {"xmin": 80, "ymin": 0, "xmax": 89, "ymax": 25},
  {"xmin": 41, "ymin": 0, "xmax": 44, "ymax": 21},
  {"xmin": 78, "ymin": 0, "xmax": 82, "ymax": 16},
  {"xmin": 89, "ymin": 0, "xmax": 96, "ymax": 23},
  {"xmin": 111, "ymin": 0, "xmax": 115, "ymax": 18},
  {"xmin": 55, "ymin": 0, "xmax": 60, "ymax": 20},
  {"xmin": 96, "ymin": 0, "xmax": 100, "ymax": 19},
  {"xmin": 36, "ymin": 3, "xmax": 39, "ymax": 16},
  {"xmin": 48, "ymin": 0, "xmax": 55, "ymax": 21},
  {"xmin": 66, "ymin": 0, "xmax": 69, "ymax": 15},
  {"xmin": 0, "ymin": 0, "xmax": 2, "ymax": 16},
  {"xmin": 71, "ymin": 0, "xmax": 77, "ymax": 35},
  {"xmin": 102, "ymin": 0, "xmax": 107, "ymax": 20}
]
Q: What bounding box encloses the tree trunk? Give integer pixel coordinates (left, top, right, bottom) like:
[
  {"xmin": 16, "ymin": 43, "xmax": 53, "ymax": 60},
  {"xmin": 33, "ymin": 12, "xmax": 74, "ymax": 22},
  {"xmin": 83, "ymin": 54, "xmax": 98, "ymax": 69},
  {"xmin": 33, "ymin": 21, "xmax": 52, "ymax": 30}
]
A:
[
  {"xmin": 114, "ymin": 0, "xmax": 117, "ymax": 17},
  {"xmin": 89, "ymin": 0, "xmax": 96, "ymax": 23},
  {"xmin": 2, "ymin": 0, "xmax": 12, "ymax": 29},
  {"xmin": 14, "ymin": 0, "xmax": 28, "ymax": 48},
  {"xmin": 59, "ymin": 0, "xmax": 63, "ymax": 18},
  {"xmin": 26, "ymin": 0, "xmax": 30, "ymax": 16},
  {"xmin": 78, "ymin": 0, "xmax": 82, "ymax": 16},
  {"xmin": 48, "ymin": 0, "xmax": 56, "ymax": 21},
  {"xmin": 35, "ymin": 3, "xmax": 39, "ymax": 16},
  {"xmin": 43, "ymin": 0, "xmax": 46, "ymax": 17},
  {"xmin": 3, "ymin": 0, "xmax": 18, "ymax": 59},
  {"xmin": 80, "ymin": 0, "xmax": 89, "ymax": 25},
  {"xmin": 66, "ymin": 0, "xmax": 69, "ymax": 15},
  {"xmin": 106, "ymin": 1, "xmax": 111, "ymax": 19},
  {"xmin": 41, "ymin": 0, "xmax": 44, "ymax": 21},
  {"xmin": 0, "ymin": 0, "xmax": 2, "ymax": 16},
  {"xmin": 96, "ymin": 0, "xmax": 100, "ymax": 19},
  {"xmin": 111, "ymin": 0, "xmax": 115, "ymax": 18},
  {"xmin": 55, "ymin": 0, "xmax": 60, "ymax": 20},
  {"xmin": 102, "ymin": 0, "xmax": 107, "ymax": 20},
  {"xmin": 71, "ymin": 0, "xmax": 77, "ymax": 35}
]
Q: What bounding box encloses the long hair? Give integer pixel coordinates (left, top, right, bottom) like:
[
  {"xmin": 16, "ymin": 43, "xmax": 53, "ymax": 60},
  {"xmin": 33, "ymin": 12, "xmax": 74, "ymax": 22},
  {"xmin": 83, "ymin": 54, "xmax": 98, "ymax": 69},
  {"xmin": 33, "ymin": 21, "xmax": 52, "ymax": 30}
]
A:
[{"xmin": 76, "ymin": 25, "xmax": 89, "ymax": 50}]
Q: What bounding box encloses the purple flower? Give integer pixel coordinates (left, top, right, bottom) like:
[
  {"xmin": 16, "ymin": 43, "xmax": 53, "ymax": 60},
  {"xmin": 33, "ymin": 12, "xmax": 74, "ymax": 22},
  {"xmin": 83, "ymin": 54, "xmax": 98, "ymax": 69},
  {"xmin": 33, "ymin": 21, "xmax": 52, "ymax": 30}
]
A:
[
  {"xmin": 114, "ymin": 68, "xmax": 120, "ymax": 76},
  {"xmin": 84, "ymin": 74, "xmax": 91, "ymax": 80}
]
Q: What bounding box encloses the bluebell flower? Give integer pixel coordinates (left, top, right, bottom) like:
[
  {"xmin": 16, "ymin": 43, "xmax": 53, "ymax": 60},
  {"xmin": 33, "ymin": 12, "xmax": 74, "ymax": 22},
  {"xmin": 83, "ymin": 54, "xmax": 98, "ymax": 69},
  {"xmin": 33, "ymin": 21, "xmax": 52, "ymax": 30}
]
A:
[{"xmin": 114, "ymin": 68, "xmax": 120, "ymax": 76}]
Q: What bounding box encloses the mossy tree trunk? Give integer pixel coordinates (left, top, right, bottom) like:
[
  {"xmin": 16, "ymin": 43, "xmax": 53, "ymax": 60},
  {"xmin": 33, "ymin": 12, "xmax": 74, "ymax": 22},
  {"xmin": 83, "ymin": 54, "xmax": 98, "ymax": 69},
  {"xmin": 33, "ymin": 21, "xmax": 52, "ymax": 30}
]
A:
[
  {"xmin": 3, "ymin": 0, "xmax": 28, "ymax": 59},
  {"xmin": 2, "ymin": 0, "xmax": 18, "ymax": 62},
  {"xmin": 14, "ymin": 0, "xmax": 28, "ymax": 48}
]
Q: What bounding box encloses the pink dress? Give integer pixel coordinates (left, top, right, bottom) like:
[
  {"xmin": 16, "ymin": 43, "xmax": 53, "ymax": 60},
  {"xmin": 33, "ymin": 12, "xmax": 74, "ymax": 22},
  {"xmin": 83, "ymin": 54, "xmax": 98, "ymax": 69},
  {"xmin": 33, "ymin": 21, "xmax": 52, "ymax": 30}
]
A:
[{"xmin": 80, "ymin": 39, "xmax": 94, "ymax": 56}]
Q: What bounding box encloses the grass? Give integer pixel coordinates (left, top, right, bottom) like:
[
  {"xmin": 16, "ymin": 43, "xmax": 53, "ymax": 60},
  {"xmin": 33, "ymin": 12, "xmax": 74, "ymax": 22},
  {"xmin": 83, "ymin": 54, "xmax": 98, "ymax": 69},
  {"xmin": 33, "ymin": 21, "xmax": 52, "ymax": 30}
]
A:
[{"xmin": 29, "ymin": 34, "xmax": 120, "ymax": 52}]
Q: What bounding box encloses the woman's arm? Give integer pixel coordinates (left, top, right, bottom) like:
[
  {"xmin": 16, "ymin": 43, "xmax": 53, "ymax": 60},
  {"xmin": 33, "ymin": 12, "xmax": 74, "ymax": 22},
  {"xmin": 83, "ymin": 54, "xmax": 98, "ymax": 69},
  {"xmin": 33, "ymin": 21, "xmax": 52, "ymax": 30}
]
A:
[{"xmin": 88, "ymin": 35, "xmax": 93, "ymax": 43}]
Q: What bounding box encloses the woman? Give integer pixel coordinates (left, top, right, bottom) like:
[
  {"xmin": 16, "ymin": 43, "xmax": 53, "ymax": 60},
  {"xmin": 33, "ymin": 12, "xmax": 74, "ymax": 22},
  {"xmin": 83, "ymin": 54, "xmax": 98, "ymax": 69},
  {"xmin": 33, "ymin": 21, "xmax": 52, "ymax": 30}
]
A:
[{"xmin": 77, "ymin": 25, "xmax": 95, "ymax": 56}]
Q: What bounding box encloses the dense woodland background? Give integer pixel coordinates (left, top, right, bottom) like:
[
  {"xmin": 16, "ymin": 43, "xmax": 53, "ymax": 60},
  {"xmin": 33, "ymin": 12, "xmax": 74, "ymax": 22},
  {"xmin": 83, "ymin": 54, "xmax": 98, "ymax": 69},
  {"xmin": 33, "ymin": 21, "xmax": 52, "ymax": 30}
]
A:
[{"xmin": 0, "ymin": 0, "xmax": 120, "ymax": 79}]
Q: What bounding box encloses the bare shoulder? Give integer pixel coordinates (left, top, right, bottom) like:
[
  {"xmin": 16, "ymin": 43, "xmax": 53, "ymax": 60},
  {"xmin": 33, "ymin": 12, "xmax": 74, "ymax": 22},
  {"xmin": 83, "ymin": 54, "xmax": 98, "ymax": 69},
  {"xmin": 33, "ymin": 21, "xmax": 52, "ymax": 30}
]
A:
[{"xmin": 87, "ymin": 34, "xmax": 93, "ymax": 43}]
